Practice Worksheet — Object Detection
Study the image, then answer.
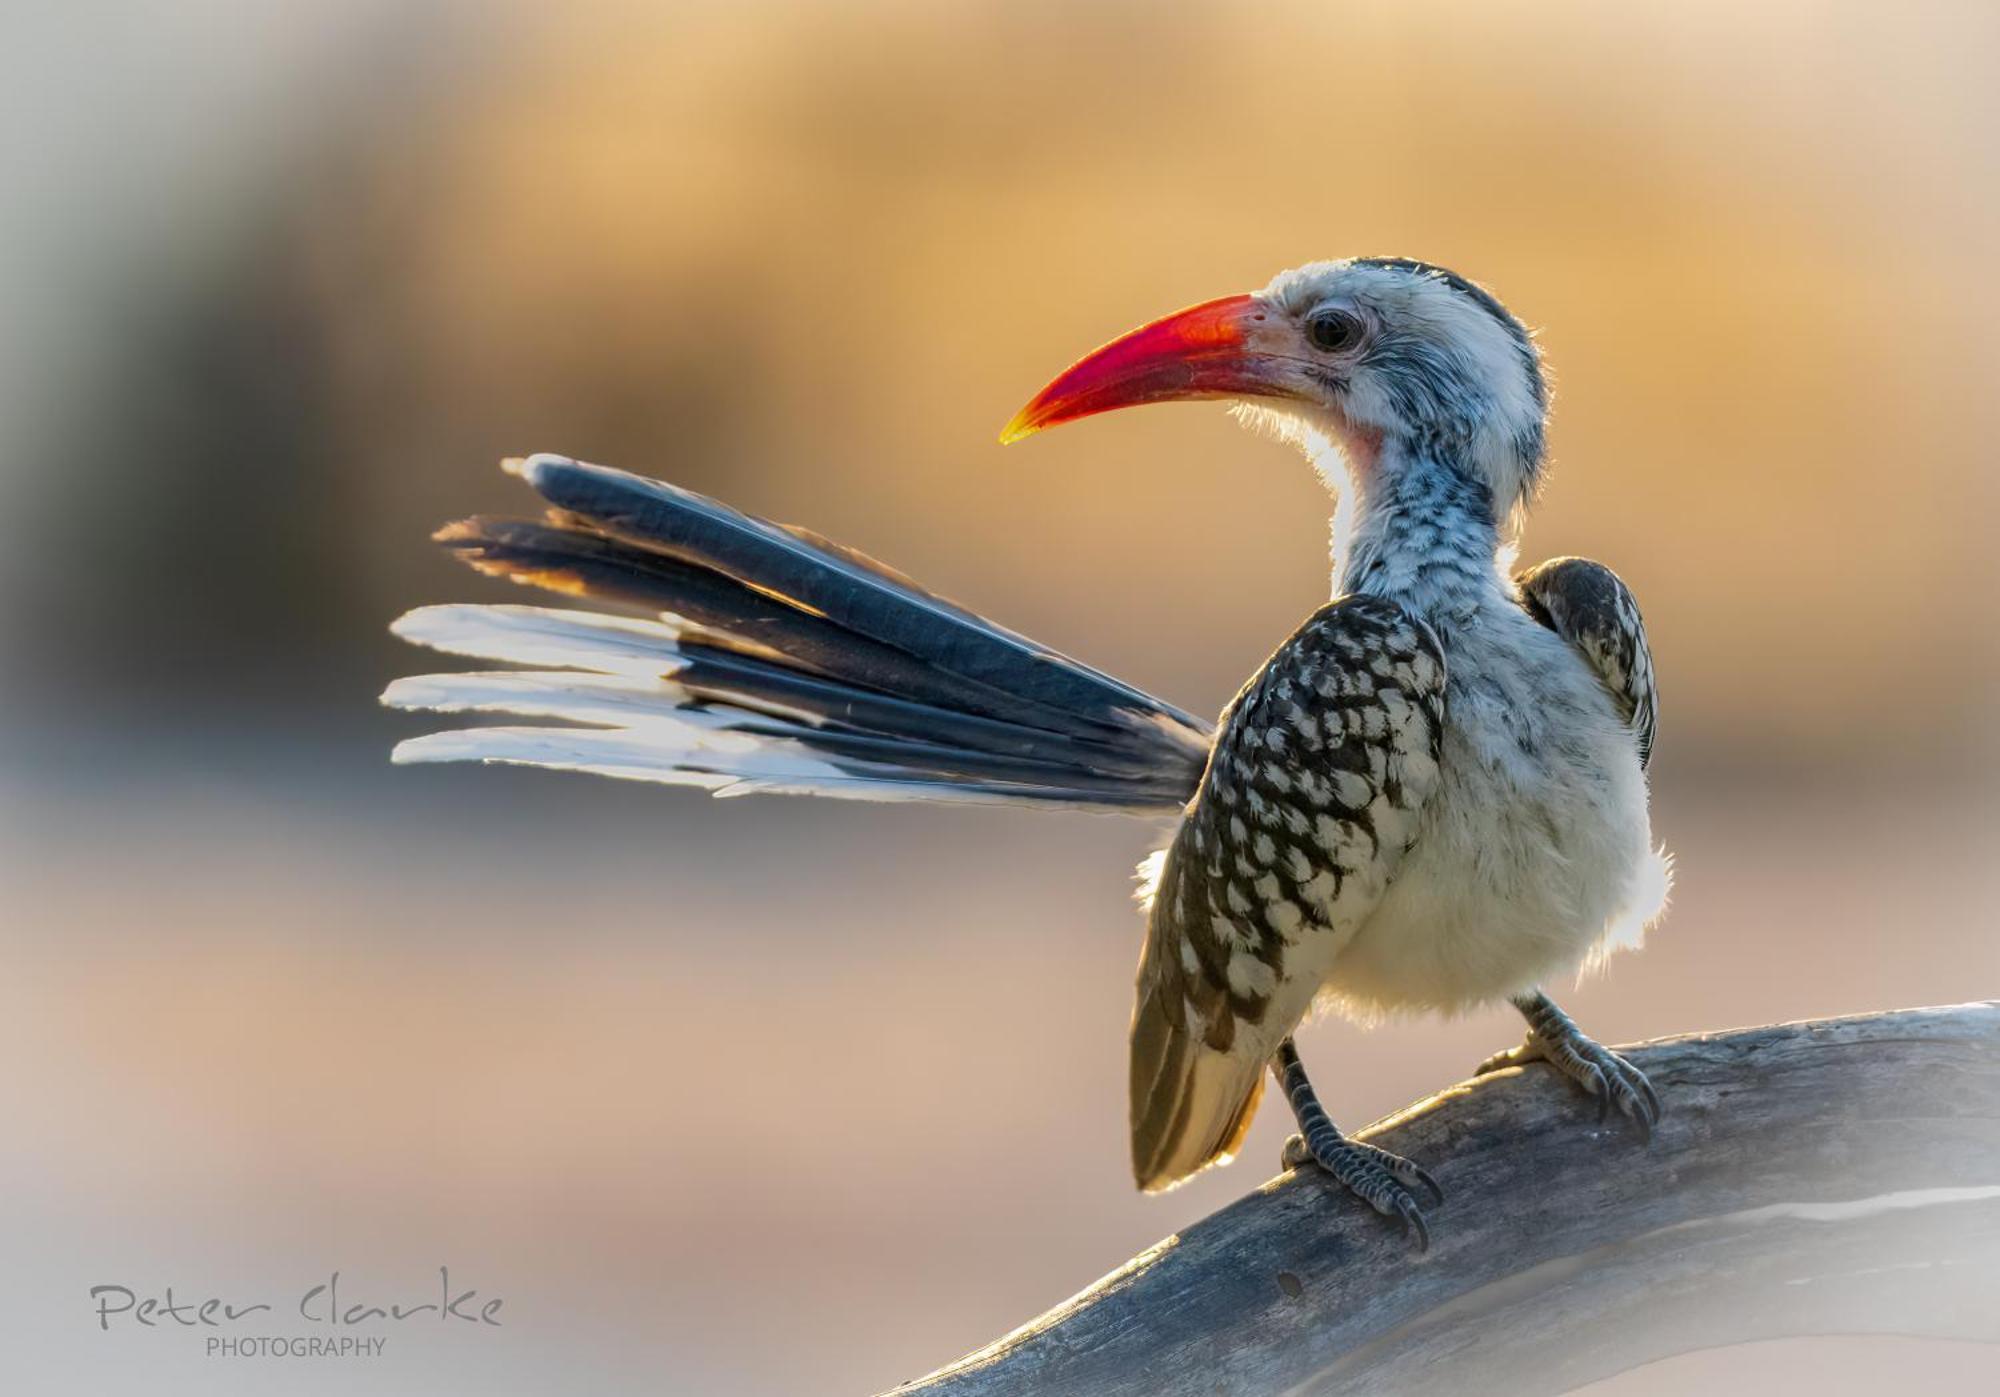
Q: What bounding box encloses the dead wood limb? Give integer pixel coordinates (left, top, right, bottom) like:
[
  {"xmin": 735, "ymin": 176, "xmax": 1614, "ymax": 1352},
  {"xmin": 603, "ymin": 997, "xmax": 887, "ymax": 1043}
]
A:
[{"xmin": 885, "ymin": 1002, "xmax": 2000, "ymax": 1396}]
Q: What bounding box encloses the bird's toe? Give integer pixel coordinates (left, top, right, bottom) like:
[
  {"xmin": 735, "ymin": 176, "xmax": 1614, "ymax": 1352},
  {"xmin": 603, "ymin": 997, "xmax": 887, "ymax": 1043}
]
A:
[
  {"xmin": 1545, "ymin": 1036, "xmax": 1660, "ymax": 1139},
  {"xmin": 1288, "ymin": 1129, "xmax": 1440, "ymax": 1252},
  {"xmin": 1473, "ymin": 1033, "xmax": 1544, "ymax": 1078},
  {"xmin": 1603, "ymin": 1051, "xmax": 1662, "ymax": 1136},
  {"xmin": 1366, "ymin": 1141, "xmax": 1446, "ymax": 1207}
]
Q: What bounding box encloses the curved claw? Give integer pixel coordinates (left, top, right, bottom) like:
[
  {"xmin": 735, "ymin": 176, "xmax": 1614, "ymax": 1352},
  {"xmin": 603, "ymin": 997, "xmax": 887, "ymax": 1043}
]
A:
[
  {"xmin": 1391, "ymin": 1156, "xmax": 1447, "ymax": 1208},
  {"xmin": 1634, "ymin": 1065, "xmax": 1664, "ymax": 1123},
  {"xmin": 1577, "ymin": 1059, "xmax": 1612, "ymax": 1122},
  {"xmin": 1395, "ymin": 1195, "xmax": 1431, "ymax": 1254}
]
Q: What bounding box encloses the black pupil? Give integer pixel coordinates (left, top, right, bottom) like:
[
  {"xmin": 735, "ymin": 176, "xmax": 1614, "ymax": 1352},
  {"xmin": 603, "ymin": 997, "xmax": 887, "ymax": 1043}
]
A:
[{"xmin": 1309, "ymin": 313, "xmax": 1357, "ymax": 351}]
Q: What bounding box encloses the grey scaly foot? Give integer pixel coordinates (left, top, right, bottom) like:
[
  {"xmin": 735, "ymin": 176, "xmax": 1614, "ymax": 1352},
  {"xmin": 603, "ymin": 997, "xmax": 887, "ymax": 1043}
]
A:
[
  {"xmin": 1476, "ymin": 990, "xmax": 1661, "ymax": 1137},
  {"xmin": 1275, "ymin": 1038, "xmax": 1443, "ymax": 1252}
]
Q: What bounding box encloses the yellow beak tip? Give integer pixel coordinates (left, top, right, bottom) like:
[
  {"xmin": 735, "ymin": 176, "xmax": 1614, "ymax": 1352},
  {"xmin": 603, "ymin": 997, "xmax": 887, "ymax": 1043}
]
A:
[{"xmin": 997, "ymin": 414, "xmax": 1039, "ymax": 446}]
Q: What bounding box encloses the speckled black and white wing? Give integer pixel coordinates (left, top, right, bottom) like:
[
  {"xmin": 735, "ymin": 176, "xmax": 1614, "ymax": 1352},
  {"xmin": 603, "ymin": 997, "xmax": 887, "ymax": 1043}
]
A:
[
  {"xmin": 1129, "ymin": 597, "xmax": 1448, "ymax": 1192},
  {"xmin": 1516, "ymin": 557, "xmax": 1657, "ymax": 768}
]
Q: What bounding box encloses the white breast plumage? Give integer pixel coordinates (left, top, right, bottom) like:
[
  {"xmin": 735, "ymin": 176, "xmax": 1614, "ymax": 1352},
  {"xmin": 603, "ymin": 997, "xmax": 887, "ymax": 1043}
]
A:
[{"xmin": 1325, "ymin": 592, "xmax": 1669, "ymax": 1018}]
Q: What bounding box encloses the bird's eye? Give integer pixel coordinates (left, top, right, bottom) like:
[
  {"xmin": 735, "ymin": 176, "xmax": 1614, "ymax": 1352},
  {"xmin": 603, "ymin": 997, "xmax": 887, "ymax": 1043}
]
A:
[{"xmin": 1306, "ymin": 310, "xmax": 1363, "ymax": 354}]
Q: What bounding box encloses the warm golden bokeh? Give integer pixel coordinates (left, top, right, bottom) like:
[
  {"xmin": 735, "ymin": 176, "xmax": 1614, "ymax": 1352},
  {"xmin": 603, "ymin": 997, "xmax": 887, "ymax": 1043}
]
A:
[
  {"xmin": 1, "ymin": 2, "xmax": 1995, "ymax": 1394},
  {"xmin": 298, "ymin": 0, "xmax": 2000, "ymax": 760}
]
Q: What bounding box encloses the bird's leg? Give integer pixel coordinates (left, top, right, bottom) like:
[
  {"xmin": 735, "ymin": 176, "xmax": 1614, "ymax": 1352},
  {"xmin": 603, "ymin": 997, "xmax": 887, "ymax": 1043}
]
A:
[
  {"xmin": 1475, "ymin": 990, "xmax": 1661, "ymax": 1137},
  {"xmin": 1273, "ymin": 1037, "xmax": 1443, "ymax": 1252}
]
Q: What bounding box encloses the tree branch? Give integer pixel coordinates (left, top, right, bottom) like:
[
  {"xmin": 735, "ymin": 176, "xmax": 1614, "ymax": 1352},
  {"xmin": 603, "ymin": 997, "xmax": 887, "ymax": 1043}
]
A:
[{"xmin": 885, "ymin": 1002, "xmax": 2000, "ymax": 1396}]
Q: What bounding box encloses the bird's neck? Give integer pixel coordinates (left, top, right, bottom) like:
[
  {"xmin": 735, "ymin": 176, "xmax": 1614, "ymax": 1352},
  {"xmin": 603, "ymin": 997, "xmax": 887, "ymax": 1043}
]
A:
[{"xmin": 1333, "ymin": 446, "xmax": 1507, "ymax": 625}]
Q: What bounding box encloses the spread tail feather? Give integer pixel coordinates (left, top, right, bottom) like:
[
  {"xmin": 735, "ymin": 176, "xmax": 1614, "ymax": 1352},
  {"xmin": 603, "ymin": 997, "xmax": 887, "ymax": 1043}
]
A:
[{"xmin": 384, "ymin": 455, "xmax": 1214, "ymax": 812}]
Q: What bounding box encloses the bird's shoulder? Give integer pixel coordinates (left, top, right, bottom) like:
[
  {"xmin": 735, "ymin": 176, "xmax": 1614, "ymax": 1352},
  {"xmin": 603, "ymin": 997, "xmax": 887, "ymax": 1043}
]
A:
[
  {"xmin": 1514, "ymin": 556, "xmax": 1657, "ymax": 767},
  {"xmin": 1213, "ymin": 595, "xmax": 1447, "ymax": 757},
  {"xmin": 1142, "ymin": 595, "xmax": 1448, "ymax": 1042}
]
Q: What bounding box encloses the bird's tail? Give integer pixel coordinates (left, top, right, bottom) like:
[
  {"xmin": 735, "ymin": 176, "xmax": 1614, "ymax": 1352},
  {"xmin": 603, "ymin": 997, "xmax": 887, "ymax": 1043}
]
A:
[{"xmin": 383, "ymin": 454, "xmax": 1215, "ymax": 812}]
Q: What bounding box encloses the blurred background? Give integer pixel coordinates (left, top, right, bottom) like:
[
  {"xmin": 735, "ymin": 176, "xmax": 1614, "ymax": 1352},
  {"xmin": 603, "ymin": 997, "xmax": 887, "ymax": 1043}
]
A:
[{"xmin": 1, "ymin": 1, "xmax": 1995, "ymax": 1392}]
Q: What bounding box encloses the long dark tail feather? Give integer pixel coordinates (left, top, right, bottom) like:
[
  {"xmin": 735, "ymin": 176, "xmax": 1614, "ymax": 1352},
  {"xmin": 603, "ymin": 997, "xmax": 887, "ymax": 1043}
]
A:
[{"xmin": 383, "ymin": 454, "xmax": 1214, "ymax": 811}]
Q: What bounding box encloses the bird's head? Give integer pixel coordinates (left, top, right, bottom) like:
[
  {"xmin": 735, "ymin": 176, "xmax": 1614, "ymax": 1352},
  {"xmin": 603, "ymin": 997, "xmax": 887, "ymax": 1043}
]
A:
[{"xmin": 1003, "ymin": 258, "xmax": 1548, "ymax": 520}]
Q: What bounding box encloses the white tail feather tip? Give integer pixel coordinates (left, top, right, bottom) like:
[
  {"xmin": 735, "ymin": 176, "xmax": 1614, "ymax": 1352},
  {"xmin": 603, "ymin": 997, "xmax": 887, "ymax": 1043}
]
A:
[{"xmin": 388, "ymin": 604, "xmax": 684, "ymax": 677}]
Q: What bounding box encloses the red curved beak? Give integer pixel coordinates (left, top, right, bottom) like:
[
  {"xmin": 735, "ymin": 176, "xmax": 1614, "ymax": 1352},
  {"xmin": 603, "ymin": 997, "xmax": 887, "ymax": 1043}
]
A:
[{"xmin": 1000, "ymin": 293, "xmax": 1276, "ymax": 444}]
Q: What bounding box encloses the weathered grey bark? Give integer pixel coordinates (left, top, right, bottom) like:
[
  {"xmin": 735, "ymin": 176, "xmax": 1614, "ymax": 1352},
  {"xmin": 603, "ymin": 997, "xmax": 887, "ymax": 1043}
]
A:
[{"xmin": 885, "ymin": 1002, "xmax": 2000, "ymax": 1397}]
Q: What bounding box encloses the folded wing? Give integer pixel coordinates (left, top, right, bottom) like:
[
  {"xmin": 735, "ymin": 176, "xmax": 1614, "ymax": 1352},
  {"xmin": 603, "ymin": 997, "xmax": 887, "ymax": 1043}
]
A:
[
  {"xmin": 1517, "ymin": 556, "xmax": 1657, "ymax": 768},
  {"xmin": 1129, "ymin": 596, "xmax": 1448, "ymax": 1190}
]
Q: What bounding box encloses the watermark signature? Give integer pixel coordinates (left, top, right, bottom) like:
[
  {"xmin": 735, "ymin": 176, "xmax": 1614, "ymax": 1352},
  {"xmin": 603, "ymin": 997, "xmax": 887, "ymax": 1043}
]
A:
[
  {"xmin": 205, "ymin": 1335, "xmax": 389, "ymax": 1360},
  {"xmin": 90, "ymin": 1268, "xmax": 503, "ymax": 1358}
]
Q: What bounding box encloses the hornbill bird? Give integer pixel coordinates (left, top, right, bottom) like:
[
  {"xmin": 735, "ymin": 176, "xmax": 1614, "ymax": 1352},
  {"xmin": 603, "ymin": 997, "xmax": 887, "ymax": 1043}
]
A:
[{"xmin": 384, "ymin": 257, "xmax": 1669, "ymax": 1248}]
